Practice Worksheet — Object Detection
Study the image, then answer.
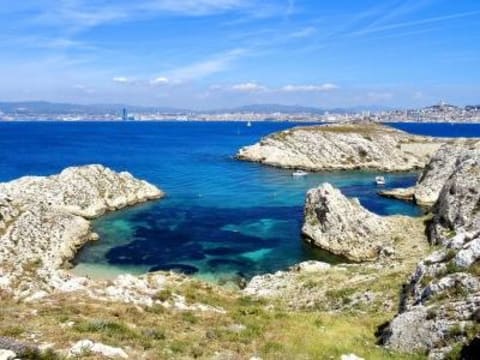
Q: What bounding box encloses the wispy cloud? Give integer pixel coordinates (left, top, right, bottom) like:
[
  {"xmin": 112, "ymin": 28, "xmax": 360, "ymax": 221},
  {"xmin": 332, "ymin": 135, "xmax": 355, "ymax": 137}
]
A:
[
  {"xmin": 29, "ymin": 0, "xmax": 276, "ymax": 33},
  {"xmin": 166, "ymin": 48, "xmax": 247, "ymax": 81},
  {"xmin": 361, "ymin": 0, "xmax": 435, "ymax": 30},
  {"xmin": 150, "ymin": 76, "xmax": 170, "ymax": 86},
  {"xmin": 209, "ymin": 82, "xmax": 338, "ymax": 94},
  {"xmin": 352, "ymin": 10, "xmax": 480, "ymax": 36},
  {"xmin": 231, "ymin": 82, "xmax": 266, "ymax": 92},
  {"xmin": 145, "ymin": 0, "xmax": 251, "ymax": 16},
  {"xmin": 289, "ymin": 26, "xmax": 317, "ymax": 39},
  {"xmin": 280, "ymin": 84, "xmax": 338, "ymax": 92},
  {"xmin": 112, "ymin": 76, "xmax": 134, "ymax": 84}
]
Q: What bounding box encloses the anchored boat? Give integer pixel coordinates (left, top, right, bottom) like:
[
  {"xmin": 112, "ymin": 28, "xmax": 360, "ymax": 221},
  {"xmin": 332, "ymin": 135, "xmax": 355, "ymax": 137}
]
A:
[
  {"xmin": 375, "ymin": 176, "xmax": 386, "ymax": 185},
  {"xmin": 292, "ymin": 170, "xmax": 309, "ymax": 177}
]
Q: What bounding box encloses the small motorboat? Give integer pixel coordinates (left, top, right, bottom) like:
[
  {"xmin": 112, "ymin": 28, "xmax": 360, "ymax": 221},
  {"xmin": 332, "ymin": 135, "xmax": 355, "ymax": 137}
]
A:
[
  {"xmin": 375, "ymin": 176, "xmax": 386, "ymax": 185},
  {"xmin": 292, "ymin": 170, "xmax": 309, "ymax": 177}
]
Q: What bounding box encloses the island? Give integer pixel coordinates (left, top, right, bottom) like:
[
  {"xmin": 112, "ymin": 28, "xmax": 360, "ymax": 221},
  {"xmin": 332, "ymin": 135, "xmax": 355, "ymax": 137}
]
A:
[{"xmin": 236, "ymin": 122, "xmax": 466, "ymax": 172}]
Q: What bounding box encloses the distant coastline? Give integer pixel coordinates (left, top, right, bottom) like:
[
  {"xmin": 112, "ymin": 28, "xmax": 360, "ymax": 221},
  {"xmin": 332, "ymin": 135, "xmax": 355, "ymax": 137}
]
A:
[{"xmin": 0, "ymin": 101, "xmax": 479, "ymax": 123}]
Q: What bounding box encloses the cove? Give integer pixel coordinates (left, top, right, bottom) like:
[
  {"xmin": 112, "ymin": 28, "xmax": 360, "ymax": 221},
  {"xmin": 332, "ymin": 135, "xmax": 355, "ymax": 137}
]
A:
[{"xmin": 3, "ymin": 121, "xmax": 477, "ymax": 283}]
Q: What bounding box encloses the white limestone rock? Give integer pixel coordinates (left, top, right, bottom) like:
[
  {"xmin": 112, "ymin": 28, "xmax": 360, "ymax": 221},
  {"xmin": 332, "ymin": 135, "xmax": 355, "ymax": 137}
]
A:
[
  {"xmin": 340, "ymin": 354, "xmax": 365, "ymax": 360},
  {"xmin": 0, "ymin": 349, "xmax": 16, "ymax": 360},
  {"xmin": 290, "ymin": 260, "xmax": 331, "ymax": 273},
  {"xmin": 429, "ymin": 150, "xmax": 480, "ymax": 245},
  {"xmin": 237, "ymin": 123, "xmax": 447, "ymax": 172},
  {"xmin": 380, "ymin": 141, "xmax": 480, "ymax": 207},
  {"xmin": 302, "ymin": 183, "xmax": 392, "ymax": 262},
  {"xmin": 0, "ymin": 165, "xmax": 164, "ymax": 297},
  {"xmin": 69, "ymin": 339, "xmax": 128, "ymax": 358},
  {"xmin": 382, "ymin": 147, "xmax": 480, "ymax": 358}
]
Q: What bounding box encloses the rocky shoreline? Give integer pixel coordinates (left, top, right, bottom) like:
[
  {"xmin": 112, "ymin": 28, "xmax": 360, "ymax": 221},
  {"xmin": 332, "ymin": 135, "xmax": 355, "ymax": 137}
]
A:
[
  {"xmin": 239, "ymin": 123, "xmax": 480, "ymax": 359},
  {"xmin": 236, "ymin": 122, "xmax": 462, "ymax": 172},
  {"xmin": 302, "ymin": 183, "xmax": 397, "ymax": 262},
  {"xmin": 0, "ymin": 125, "xmax": 479, "ymax": 359},
  {"xmin": 0, "ymin": 164, "xmax": 164, "ymax": 298},
  {"xmin": 379, "ymin": 142, "xmax": 480, "ymax": 207},
  {"xmin": 380, "ymin": 143, "xmax": 480, "ymax": 358}
]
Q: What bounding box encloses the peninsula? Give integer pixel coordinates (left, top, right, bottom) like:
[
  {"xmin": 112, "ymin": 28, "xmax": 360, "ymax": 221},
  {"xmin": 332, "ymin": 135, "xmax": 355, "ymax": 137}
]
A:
[{"xmin": 236, "ymin": 122, "xmax": 464, "ymax": 172}]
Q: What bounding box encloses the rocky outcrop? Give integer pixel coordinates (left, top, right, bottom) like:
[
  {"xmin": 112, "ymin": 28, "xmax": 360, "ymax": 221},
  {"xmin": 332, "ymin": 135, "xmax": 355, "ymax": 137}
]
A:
[
  {"xmin": 0, "ymin": 164, "xmax": 162, "ymax": 219},
  {"xmin": 380, "ymin": 141, "xmax": 480, "ymax": 207},
  {"xmin": 428, "ymin": 147, "xmax": 480, "ymax": 245},
  {"xmin": 382, "ymin": 148, "xmax": 480, "ymax": 359},
  {"xmin": 69, "ymin": 339, "xmax": 129, "ymax": 358},
  {"xmin": 302, "ymin": 183, "xmax": 396, "ymax": 262},
  {"xmin": 243, "ymin": 260, "xmax": 333, "ymax": 299},
  {"xmin": 237, "ymin": 123, "xmax": 449, "ymax": 172},
  {"xmin": 0, "ymin": 165, "xmax": 163, "ymax": 297}
]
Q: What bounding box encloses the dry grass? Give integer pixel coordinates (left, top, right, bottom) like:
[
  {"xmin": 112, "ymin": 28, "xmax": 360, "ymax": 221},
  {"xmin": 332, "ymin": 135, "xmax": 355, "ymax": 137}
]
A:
[
  {"xmin": 0, "ymin": 274, "xmax": 428, "ymax": 359},
  {"xmin": 293, "ymin": 123, "xmax": 399, "ymax": 136},
  {"xmin": 0, "ymin": 292, "xmax": 425, "ymax": 360},
  {"xmin": 0, "ymin": 218, "xmax": 431, "ymax": 359}
]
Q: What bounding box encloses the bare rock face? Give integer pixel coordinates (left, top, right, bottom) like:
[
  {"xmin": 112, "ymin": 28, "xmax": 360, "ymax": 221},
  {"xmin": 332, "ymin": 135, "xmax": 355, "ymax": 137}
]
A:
[
  {"xmin": 428, "ymin": 148, "xmax": 480, "ymax": 245},
  {"xmin": 380, "ymin": 141, "xmax": 480, "ymax": 207},
  {"xmin": 237, "ymin": 123, "xmax": 447, "ymax": 172},
  {"xmin": 0, "ymin": 165, "xmax": 164, "ymax": 297},
  {"xmin": 0, "ymin": 165, "xmax": 162, "ymax": 218},
  {"xmin": 302, "ymin": 183, "xmax": 393, "ymax": 262},
  {"xmin": 382, "ymin": 149, "xmax": 480, "ymax": 358}
]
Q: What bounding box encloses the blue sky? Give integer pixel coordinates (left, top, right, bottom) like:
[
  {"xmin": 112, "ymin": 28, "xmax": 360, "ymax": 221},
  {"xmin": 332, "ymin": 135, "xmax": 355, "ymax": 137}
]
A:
[{"xmin": 0, "ymin": 0, "xmax": 479, "ymax": 109}]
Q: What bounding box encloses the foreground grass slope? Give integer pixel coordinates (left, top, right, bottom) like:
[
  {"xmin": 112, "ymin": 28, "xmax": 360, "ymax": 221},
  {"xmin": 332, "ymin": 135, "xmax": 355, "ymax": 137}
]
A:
[
  {"xmin": 0, "ymin": 284, "xmax": 424, "ymax": 360},
  {"xmin": 0, "ymin": 217, "xmax": 430, "ymax": 359}
]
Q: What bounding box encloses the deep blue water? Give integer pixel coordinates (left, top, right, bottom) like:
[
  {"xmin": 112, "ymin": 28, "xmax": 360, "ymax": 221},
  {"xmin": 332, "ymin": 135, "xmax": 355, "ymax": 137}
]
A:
[{"xmin": 0, "ymin": 121, "xmax": 478, "ymax": 283}]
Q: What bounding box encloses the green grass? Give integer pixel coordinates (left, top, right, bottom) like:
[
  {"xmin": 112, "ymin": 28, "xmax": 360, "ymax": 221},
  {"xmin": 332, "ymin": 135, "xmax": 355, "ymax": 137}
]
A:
[{"xmin": 0, "ymin": 260, "xmax": 431, "ymax": 360}]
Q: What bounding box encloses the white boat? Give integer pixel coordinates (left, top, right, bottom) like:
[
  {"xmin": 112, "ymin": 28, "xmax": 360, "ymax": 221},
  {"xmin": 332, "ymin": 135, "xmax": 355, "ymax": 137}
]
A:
[
  {"xmin": 375, "ymin": 176, "xmax": 386, "ymax": 185},
  {"xmin": 246, "ymin": 121, "xmax": 252, "ymax": 127},
  {"xmin": 292, "ymin": 170, "xmax": 309, "ymax": 177}
]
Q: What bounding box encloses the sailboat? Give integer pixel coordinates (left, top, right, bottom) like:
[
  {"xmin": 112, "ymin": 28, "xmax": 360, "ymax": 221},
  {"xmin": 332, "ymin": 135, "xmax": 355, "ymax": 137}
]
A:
[{"xmin": 246, "ymin": 121, "xmax": 252, "ymax": 127}]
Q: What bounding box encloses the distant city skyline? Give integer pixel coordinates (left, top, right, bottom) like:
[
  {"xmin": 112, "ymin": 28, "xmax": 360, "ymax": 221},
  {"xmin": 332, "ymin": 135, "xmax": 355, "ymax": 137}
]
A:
[{"xmin": 1, "ymin": 0, "xmax": 479, "ymax": 109}]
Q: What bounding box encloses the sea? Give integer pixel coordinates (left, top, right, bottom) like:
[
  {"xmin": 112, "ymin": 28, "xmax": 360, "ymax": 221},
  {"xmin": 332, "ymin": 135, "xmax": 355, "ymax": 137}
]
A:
[{"xmin": 0, "ymin": 121, "xmax": 479, "ymax": 284}]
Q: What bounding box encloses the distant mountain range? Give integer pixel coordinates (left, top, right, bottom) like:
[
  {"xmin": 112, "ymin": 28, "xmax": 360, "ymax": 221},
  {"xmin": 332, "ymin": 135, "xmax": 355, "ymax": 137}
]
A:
[
  {"xmin": 0, "ymin": 101, "xmax": 392, "ymax": 115},
  {"xmin": 0, "ymin": 101, "xmax": 185, "ymax": 115},
  {"xmin": 218, "ymin": 104, "xmax": 392, "ymax": 114}
]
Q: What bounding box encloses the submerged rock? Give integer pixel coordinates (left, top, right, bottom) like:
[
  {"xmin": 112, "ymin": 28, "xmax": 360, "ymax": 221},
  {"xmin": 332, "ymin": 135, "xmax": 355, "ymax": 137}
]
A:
[
  {"xmin": 302, "ymin": 183, "xmax": 393, "ymax": 262},
  {"xmin": 148, "ymin": 263, "xmax": 199, "ymax": 275},
  {"xmin": 237, "ymin": 122, "xmax": 448, "ymax": 172}
]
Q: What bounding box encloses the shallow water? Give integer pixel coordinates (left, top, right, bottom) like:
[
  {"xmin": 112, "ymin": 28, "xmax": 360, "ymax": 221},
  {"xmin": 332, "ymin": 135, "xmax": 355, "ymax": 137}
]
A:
[{"xmin": 1, "ymin": 121, "xmax": 478, "ymax": 282}]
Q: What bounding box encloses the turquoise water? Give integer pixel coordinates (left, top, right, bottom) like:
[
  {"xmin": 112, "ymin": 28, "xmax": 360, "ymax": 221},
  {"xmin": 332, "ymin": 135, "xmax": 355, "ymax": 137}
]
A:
[{"xmin": 1, "ymin": 121, "xmax": 477, "ymax": 283}]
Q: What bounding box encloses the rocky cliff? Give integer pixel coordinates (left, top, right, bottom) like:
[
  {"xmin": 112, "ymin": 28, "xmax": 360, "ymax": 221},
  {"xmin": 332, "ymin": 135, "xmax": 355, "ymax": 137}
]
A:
[
  {"xmin": 301, "ymin": 183, "xmax": 416, "ymax": 262},
  {"xmin": 237, "ymin": 123, "xmax": 449, "ymax": 172},
  {"xmin": 382, "ymin": 146, "xmax": 480, "ymax": 359},
  {"xmin": 302, "ymin": 183, "xmax": 394, "ymax": 262},
  {"xmin": 0, "ymin": 165, "xmax": 164, "ymax": 298},
  {"xmin": 380, "ymin": 141, "xmax": 480, "ymax": 207}
]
